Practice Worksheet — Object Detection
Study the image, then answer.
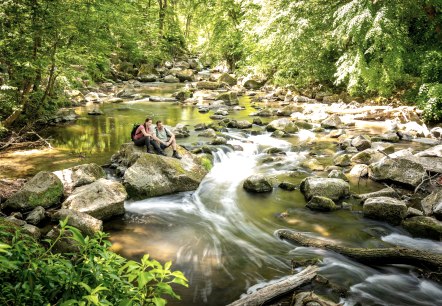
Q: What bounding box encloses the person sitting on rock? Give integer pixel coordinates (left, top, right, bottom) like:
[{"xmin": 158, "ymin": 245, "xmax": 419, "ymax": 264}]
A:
[
  {"xmin": 155, "ymin": 120, "xmax": 182, "ymax": 159},
  {"xmin": 133, "ymin": 117, "xmax": 167, "ymax": 155}
]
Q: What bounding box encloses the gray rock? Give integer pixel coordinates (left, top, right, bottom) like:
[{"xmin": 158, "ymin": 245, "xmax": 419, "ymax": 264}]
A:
[
  {"xmin": 211, "ymin": 136, "xmax": 228, "ymax": 145},
  {"xmin": 236, "ymin": 120, "xmax": 253, "ymax": 129},
  {"xmin": 22, "ymin": 224, "xmax": 41, "ymax": 239},
  {"xmin": 164, "ymin": 75, "xmax": 180, "ymax": 83},
  {"xmin": 375, "ymin": 132, "xmax": 400, "ymax": 143},
  {"xmin": 62, "ymin": 178, "xmax": 127, "ymax": 220},
  {"xmin": 198, "ymin": 128, "xmax": 217, "ymax": 138},
  {"xmin": 176, "ymin": 69, "xmax": 194, "ymax": 82},
  {"xmin": 218, "ymin": 73, "xmax": 237, "ymax": 86},
  {"xmin": 356, "ymin": 187, "xmax": 399, "ymax": 200},
  {"xmin": 333, "ymin": 154, "xmax": 351, "ymax": 167},
  {"xmin": 243, "ymin": 79, "xmax": 263, "ymax": 90},
  {"xmin": 5, "ymin": 171, "xmax": 63, "ymax": 211},
  {"xmin": 25, "ymin": 206, "xmax": 46, "ymax": 225},
  {"xmin": 254, "ymin": 109, "xmax": 273, "ymax": 117},
  {"xmin": 138, "ymin": 74, "xmax": 157, "ymax": 82},
  {"xmin": 421, "ymin": 190, "xmax": 442, "ymax": 219},
  {"xmin": 279, "ymin": 182, "xmax": 297, "ymax": 191},
  {"xmin": 300, "ymin": 177, "xmax": 350, "ymax": 201},
  {"xmin": 348, "ymin": 164, "xmax": 369, "ymax": 177},
  {"xmin": 266, "ymin": 118, "xmax": 299, "ymax": 133},
  {"xmin": 363, "ymin": 197, "xmax": 408, "ymax": 225},
  {"xmin": 407, "ymin": 207, "xmax": 424, "ymax": 218},
  {"xmin": 216, "ymin": 91, "xmax": 239, "ymax": 106},
  {"xmin": 351, "ymin": 149, "xmax": 385, "ymax": 165},
  {"xmin": 243, "ymin": 175, "xmax": 272, "ymax": 193},
  {"xmin": 306, "ymin": 196, "xmax": 338, "ymax": 212},
  {"xmin": 328, "ymin": 169, "xmax": 348, "ymax": 181},
  {"xmin": 53, "ymin": 209, "xmax": 103, "ymax": 237},
  {"xmin": 351, "ymin": 135, "xmax": 371, "ymax": 151},
  {"xmin": 54, "ymin": 163, "xmax": 106, "ymax": 196},
  {"xmin": 368, "ymin": 157, "xmax": 427, "ymax": 188},
  {"xmin": 6, "ymin": 216, "xmax": 26, "ymax": 226},
  {"xmin": 329, "ymin": 129, "xmax": 346, "ymax": 138},
  {"xmin": 402, "ymin": 216, "xmax": 442, "ymax": 240},
  {"xmin": 253, "ymin": 118, "xmax": 263, "ymax": 125},
  {"xmin": 194, "ymin": 123, "xmax": 207, "ymax": 131},
  {"xmin": 197, "ymin": 81, "xmax": 220, "ymax": 90},
  {"xmin": 88, "ymin": 109, "xmax": 103, "ymax": 116},
  {"xmin": 371, "ymin": 142, "xmax": 395, "ymax": 154},
  {"xmin": 321, "ymin": 114, "xmax": 342, "ymax": 129},
  {"xmin": 123, "ymin": 148, "xmax": 209, "ymax": 199},
  {"xmin": 301, "ymin": 158, "xmax": 325, "ymax": 171},
  {"xmin": 430, "ymin": 127, "xmax": 442, "ymax": 139},
  {"xmin": 46, "ymin": 226, "xmax": 80, "ymax": 253}
]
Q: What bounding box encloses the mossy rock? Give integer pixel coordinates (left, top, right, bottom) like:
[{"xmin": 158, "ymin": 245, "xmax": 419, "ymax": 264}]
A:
[
  {"xmin": 402, "ymin": 216, "xmax": 442, "ymax": 241},
  {"xmin": 5, "ymin": 171, "xmax": 63, "ymax": 212},
  {"xmin": 306, "ymin": 196, "xmax": 339, "ymax": 212}
]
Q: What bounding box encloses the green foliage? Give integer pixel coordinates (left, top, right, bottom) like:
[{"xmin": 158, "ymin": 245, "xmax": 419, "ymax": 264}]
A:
[
  {"xmin": 0, "ymin": 219, "xmax": 188, "ymax": 306},
  {"xmin": 417, "ymin": 83, "xmax": 442, "ymax": 122},
  {"xmin": 420, "ymin": 50, "xmax": 442, "ymax": 83}
]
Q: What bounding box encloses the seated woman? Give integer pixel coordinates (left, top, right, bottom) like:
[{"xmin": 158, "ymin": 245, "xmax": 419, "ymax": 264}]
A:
[
  {"xmin": 155, "ymin": 120, "xmax": 182, "ymax": 159},
  {"xmin": 133, "ymin": 117, "xmax": 167, "ymax": 155}
]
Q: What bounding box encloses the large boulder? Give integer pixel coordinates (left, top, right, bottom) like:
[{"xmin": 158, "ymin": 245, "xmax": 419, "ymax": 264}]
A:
[
  {"xmin": 5, "ymin": 171, "xmax": 63, "ymax": 211},
  {"xmin": 300, "ymin": 177, "xmax": 350, "ymax": 201},
  {"xmin": 321, "ymin": 114, "xmax": 342, "ymax": 129},
  {"xmin": 351, "ymin": 135, "xmax": 371, "ymax": 151},
  {"xmin": 218, "ymin": 73, "xmax": 237, "ymax": 86},
  {"xmin": 53, "ymin": 209, "xmax": 103, "ymax": 237},
  {"xmin": 123, "ymin": 146, "xmax": 209, "ymax": 199},
  {"xmin": 402, "ymin": 216, "xmax": 442, "ymax": 241},
  {"xmin": 368, "ymin": 157, "xmax": 427, "ymax": 188},
  {"xmin": 363, "ymin": 197, "xmax": 408, "ymax": 225},
  {"xmin": 54, "ymin": 163, "xmax": 106, "ymax": 196},
  {"xmin": 421, "ymin": 190, "xmax": 442, "ymax": 220},
  {"xmin": 61, "ymin": 178, "xmax": 127, "ymax": 220},
  {"xmin": 243, "ymin": 175, "xmax": 272, "ymax": 193}
]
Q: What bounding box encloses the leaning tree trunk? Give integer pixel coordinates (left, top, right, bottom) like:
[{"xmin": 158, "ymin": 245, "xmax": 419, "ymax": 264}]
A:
[{"xmin": 278, "ymin": 230, "xmax": 442, "ymax": 275}]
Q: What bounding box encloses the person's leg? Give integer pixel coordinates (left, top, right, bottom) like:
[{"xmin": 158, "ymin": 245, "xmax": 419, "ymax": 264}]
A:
[
  {"xmin": 150, "ymin": 139, "xmax": 166, "ymax": 155},
  {"xmin": 134, "ymin": 136, "xmax": 153, "ymax": 153},
  {"xmin": 170, "ymin": 139, "xmax": 181, "ymax": 159}
]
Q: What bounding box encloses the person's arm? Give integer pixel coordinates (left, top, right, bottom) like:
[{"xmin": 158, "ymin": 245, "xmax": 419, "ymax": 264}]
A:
[
  {"xmin": 140, "ymin": 125, "xmax": 150, "ymax": 137},
  {"xmin": 166, "ymin": 128, "xmax": 175, "ymax": 145}
]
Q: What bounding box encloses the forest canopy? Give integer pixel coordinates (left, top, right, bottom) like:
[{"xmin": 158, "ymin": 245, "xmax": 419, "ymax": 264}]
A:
[{"xmin": 1, "ymin": 0, "xmax": 442, "ymax": 126}]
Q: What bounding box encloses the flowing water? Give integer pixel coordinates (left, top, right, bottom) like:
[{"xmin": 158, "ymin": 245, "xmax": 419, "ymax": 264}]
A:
[{"xmin": 3, "ymin": 82, "xmax": 442, "ymax": 305}]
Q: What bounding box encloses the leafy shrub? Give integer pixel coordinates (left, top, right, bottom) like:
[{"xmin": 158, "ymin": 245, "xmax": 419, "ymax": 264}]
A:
[
  {"xmin": 420, "ymin": 50, "xmax": 442, "ymax": 83},
  {"xmin": 417, "ymin": 83, "xmax": 442, "ymax": 122},
  {"xmin": 0, "ymin": 219, "xmax": 188, "ymax": 306}
]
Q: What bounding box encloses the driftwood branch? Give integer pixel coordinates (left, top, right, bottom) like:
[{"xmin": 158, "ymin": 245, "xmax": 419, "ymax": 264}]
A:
[
  {"xmin": 0, "ymin": 129, "xmax": 52, "ymax": 151},
  {"xmin": 226, "ymin": 265, "xmax": 318, "ymax": 306},
  {"xmin": 278, "ymin": 230, "xmax": 442, "ymax": 272}
]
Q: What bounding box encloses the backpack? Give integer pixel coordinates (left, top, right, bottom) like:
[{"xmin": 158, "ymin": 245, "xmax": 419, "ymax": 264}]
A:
[{"xmin": 130, "ymin": 123, "xmax": 141, "ymax": 141}]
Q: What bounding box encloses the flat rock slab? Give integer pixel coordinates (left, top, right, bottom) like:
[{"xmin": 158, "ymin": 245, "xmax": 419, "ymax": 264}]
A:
[
  {"xmin": 369, "ymin": 157, "xmax": 427, "ymax": 187},
  {"xmin": 363, "ymin": 196, "xmax": 408, "ymax": 225}
]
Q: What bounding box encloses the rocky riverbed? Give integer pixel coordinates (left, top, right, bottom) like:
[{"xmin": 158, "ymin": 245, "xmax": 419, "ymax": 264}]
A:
[{"xmin": 1, "ymin": 59, "xmax": 442, "ymax": 305}]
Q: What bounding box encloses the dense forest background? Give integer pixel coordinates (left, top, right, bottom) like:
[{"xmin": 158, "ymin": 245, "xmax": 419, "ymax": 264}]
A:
[{"xmin": 1, "ymin": 0, "xmax": 442, "ymax": 131}]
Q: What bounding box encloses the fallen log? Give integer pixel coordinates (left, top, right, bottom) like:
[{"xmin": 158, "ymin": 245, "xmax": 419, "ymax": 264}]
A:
[
  {"xmin": 226, "ymin": 265, "xmax": 318, "ymax": 306},
  {"xmin": 278, "ymin": 230, "xmax": 442, "ymax": 272}
]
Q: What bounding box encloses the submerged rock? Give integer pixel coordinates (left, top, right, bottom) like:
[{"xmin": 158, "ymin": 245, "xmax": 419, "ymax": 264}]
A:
[
  {"xmin": 243, "ymin": 175, "xmax": 272, "ymax": 193},
  {"xmin": 123, "ymin": 147, "xmax": 209, "ymax": 199},
  {"xmin": 402, "ymin": 216, "xmax": 442, "ymax": 241},
  {"xmin": 300, "ymin": 177, "xmax": 350, "ymax": 201},
  {"xmin": 363, "ymin": 197, "xmax": 408, "ymax": 225},
  {"xmin": 5, "ymin": 171, "xmax": 63, "ymax": 211},
  {"xmin": 306, "ymin": 196, "xmax": 338, "ymax": 212},
  {"xmin": 61, "ymin": 178, "xmax": 127, "ymax": 220},
  {"xmin": 368, "ymin": 157, "xmax": 427, "ymax": 188},
  {"xmin": 279, "ymin": 182, "xmax": 297, "ymax": 191}
]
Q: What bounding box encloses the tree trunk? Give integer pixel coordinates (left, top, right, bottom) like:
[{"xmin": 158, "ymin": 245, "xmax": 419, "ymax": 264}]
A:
[
  {"xmin": 226, "ymin": 266, "xmax": 318, "ymax": 306},
  {"xmin": 278, "ymin": 230, "xmax": 442, "ymax": 273},
  {"xmin": 158, "ymin": 0, "xmax": 167, "ymax": 34}
]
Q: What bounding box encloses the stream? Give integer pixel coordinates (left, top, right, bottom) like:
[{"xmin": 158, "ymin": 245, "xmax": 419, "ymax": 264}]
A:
[{"xmin": 2, "ymin": 82, "xmax": 442, "ymax": 305}]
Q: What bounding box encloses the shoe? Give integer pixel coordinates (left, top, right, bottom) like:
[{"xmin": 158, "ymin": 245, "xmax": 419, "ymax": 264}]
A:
[
  {"xmin": 147, "ymin": 147, "xmax": 154, "ymax": 154},
  {"xmin": 172, "ymin": 151, "xmax": 182, "ymax": 159}
]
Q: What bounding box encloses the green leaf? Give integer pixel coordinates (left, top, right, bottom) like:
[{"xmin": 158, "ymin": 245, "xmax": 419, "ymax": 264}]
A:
[
  {"xmin": 171, "ymin": 277, "xmax": 188, "ymax": 287},
  {"xmin": 164, "ymin": 261, "xmax": 172, "ymax": 271},
  {"xmin": 152, "ymin": 297, "xmax": 166, "ymax": 306},
  {"xmin": 138, "ymin": 271, "xmax": 154, "ymax": 288}
]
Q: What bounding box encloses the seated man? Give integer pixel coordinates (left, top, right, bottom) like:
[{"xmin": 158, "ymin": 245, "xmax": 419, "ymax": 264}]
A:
[
  {"xmin": 133, "ymin": 117, "xmax": 167, "ymax": 155},
  {"xmin": 155, "ymin": 121, "xmax": 182, "ymax": 159}
]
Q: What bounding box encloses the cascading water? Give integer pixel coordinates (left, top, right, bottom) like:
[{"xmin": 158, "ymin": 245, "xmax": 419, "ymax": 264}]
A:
[{"xmin": 106, "ymin": 131, "xmax": 442, "ymax": 306}]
